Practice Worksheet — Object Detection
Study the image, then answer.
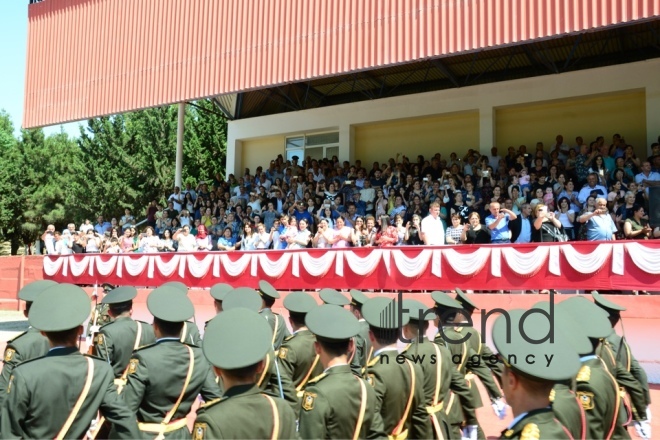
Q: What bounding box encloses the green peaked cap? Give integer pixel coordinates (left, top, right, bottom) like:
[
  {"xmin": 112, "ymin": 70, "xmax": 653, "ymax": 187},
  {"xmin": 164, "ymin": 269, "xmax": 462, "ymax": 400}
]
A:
[
  {"xmin": 557, "ymin": 297, "xmax": 611, "ymax": 339},
  {"xmin": 258, "ymin": 280, "xmax": 280, "ymax": 299},
  {"xmin": 101, "ymin": 286, "xmax": 138, "ymax": 304},
  {"xmin": 533, "ymin": 300, "xmax": 592, "ymax": 355},
  {"xmin": 492, "ymin": 308, "xmax": 580, "ymax": 381},
  {"xmin": 29, "ymin": 284, "xmax": 90, "ymax": 331},
  {"xmin": 349, "ymin": 289, "xmax": 369, "ymax": 307},
  {"xmin": 223, "ymin": 287, "xmax": 263, "ymax": 313},
  {"xmin": 306, "ymin": 304, "xmax": 360, "ymax": 341},
  {"xmin": 203, "ymin": 309, "xmax": 272, "ymax": 369},
  {"xmin": 591, "ymin": 291, "xmax": 626, "ymax": 316},
  {"xmin": 18, "ymin": 280, "xmax": 57, "ymax": 302},
  {"xmin": 402, "ymin": 299, "xmax": 435, "ymax": 322},
  {"xmin": 283, "ymin": 291, "xmax": 318, "ymax": 314},
  {"xmin": 147, "ymin": 286, "xmax": 194, "ymax": 322},
  {"xmin": 431, "ymin": 291, "xmax": 462, "ymax": 309},
  {"xmin": 362, "ymin": 297, "xmax": 409, "ymax": 329},
  {"xmin": 454, "ymin": 288, "xmax": 478, "ymax": 310},
  {"xmin": 319, "ymin": 288, "xmax": 350, "ymax": 306},
  {"xmin": 161, "ymin": 281, "xmax": 188, "ymax": 294},
  {"xmin": 210, "ymin": 283, "xmax": 233, "ymax": 301}
]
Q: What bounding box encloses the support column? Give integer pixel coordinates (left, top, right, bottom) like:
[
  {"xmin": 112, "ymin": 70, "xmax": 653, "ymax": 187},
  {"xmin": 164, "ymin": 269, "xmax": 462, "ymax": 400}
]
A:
[
  {"xmin": 175, "ymin": 102, "xmax": 185, "ymax": 188},
  {"xmin": 479, "ymin": 106, "xmax": 496, "ymax": 156},
  {"xmin": 225, "ymin": 122, "xmax": 242, "ymax": 177},
  {"xmin": 338, "ymin": 123, "xmax": 355, "ymax": 164},
  {"xmin": 646, "ymin": 85, "xmax": 660, "ymax": 156}
]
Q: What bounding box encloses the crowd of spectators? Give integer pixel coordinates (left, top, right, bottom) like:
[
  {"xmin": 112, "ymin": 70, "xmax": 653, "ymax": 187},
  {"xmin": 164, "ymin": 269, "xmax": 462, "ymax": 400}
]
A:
[{"xmin": 42, "ymin": 134, "xmax": 660, "ymax": 254}]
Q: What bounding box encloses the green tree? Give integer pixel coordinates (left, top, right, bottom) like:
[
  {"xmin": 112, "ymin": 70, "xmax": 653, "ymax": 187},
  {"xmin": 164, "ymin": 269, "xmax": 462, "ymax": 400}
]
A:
[{"xmin": 0, "ymin": 111, "xmax": 25, "ymax": 253}]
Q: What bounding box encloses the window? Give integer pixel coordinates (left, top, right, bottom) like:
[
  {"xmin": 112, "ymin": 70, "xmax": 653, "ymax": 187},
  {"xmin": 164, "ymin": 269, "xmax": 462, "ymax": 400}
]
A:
[{"xmin": 285, "ymin": 132, "xmax": 339, "ymax": 162}]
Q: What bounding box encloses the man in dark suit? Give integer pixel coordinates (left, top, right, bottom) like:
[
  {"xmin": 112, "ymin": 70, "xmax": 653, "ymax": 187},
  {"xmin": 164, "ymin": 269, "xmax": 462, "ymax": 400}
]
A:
[{"xmin": 510, "ymin": 203, "xmax": 533, "ymax": 243}]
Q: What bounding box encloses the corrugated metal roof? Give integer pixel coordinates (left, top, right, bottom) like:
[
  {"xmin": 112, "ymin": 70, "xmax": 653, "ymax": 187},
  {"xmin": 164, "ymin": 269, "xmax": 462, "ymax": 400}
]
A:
[{"xmin": 24, "ymin": 0, "xmax": 660, "ymax": 128}]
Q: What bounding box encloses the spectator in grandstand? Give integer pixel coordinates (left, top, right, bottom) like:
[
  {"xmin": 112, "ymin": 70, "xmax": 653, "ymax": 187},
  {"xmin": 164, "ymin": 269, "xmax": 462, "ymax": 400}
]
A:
[
  {"xmin": 138, "ymin": 226, "xmax": 160, "ymax": 253},
  {"xmin": 614, "ymin": 191, "xmax": 637, "ymax": 232},
  {"xmin": 286, "ymin": 218, "xmax": 311, "ymax": 249},
  {"xmin": 581, "ymin": 197, "xmax": 617, "ymax": 241},
  {"xmin": 510, "ymin": 203, "xmax": 533, "ymax": 244},
  {"xmin": 312, "ymin": 218, "xmax": 332, "ymax": 248},
  {"xmin": 41, "ymin": 224, "xmax": 56, "ymax": 255},
  {"xmin": 404, "ymin": 214, "xmax": 423, "ymax": 245},
  {"xmin": 450, "ymin": 192, "xmax": 470, "ymax": 224},
  {"xmin": 531, "ymin": 204, "xmax": 565, "ymax": 242},
  {"xmin": 145, "ymin": 200, "xmax": 158, "ymax": 228},
  {"xmin": 623, "ymin": 204, "xmax": 653, "ymax": 240},
  {"xmin": 485, "ymin": 202, "xmax": 517, "ymax": 244},
  {"xmin": 623, "ymin": 144, "xmax": 641, "ymax": 174},
  {"xmin": 575, "ymin": 144, "xmax": 596, "ymax": 185},
  {"xmin": 588, "ymin": 155, "xmax": 609, "ymax": 187},
  {"xmin": 194, "ymin": 225, "xmax": 213, "ymax": 251},
  {"xmin": 635, "ymin": 160, "xmax": 660, "ymax": 194},
  {"xmin": 53, "ymin": 231, "xmax": 72, "ymax": 255},
  {"xmin": 462, "ymin": 212, "xmax": 491, "ymax": 244},
  {"xmin": 578, "ymin": 173, "xmax": 608, "ymax": 204},
  {"xmin": 360, "ymin": 179, "xmax": 376, "ymax": 215},
  {"xmin": 351, "ymin": 217, "xmax": 368, "ymax": 247},
  {"xmin": 375, "ymin": 216, "xmax": 397, "ymax": 246},
  {"xmin": 216, "ymin": 227, "xmax": 235, "ymax": 251},
  {"xmin": 94, "ymin": 216, "xmax": 111, "ymax": 235},
  {"xmin": 173, "ymin": 225, "xmax": 197, "ymax": 252},
  {"xmin": 445, "ymin": 214, "xmax": 464, "ymax": 245},
  {"xmin": 293, "ymin": 200, "xmax": 314, "ymax": 227},
  {"xmin": 167, "ymin": 186, "xmax": 184, "ymax": 212},
  {"xmin": 158, "ymin": 230, "xmax": 176, "ymax": 252},
  {"xmin": 84, "ymin": 230, "xmax": 102, "ymax": 253},
  {"xmin": 421, "ymin": 202, "xmax": 445, "ymax": 245},
  {"xmin": 555, "ymin": 197, "xmax": 576, "ymax": 240},
  {"xmin": 253, "ymin": 223, "xmax": 271, "ymax": 249},
  {"xmin": 119, "ymin": 208, "xmax": 135, "ymax": 231},
  {"xmin": 105, "ymin": 237, "xmax": 121, "ymax": 253},
  {"xmin": 329, "ymin": 217, "xmax": 353, "ymax": 248}
]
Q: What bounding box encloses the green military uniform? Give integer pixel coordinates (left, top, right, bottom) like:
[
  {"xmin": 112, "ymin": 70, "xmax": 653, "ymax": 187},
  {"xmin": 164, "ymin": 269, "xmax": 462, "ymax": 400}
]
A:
[
  {"xmin": 86, "ymin": 283, "xmax": 114, "ymax": 339},
  {"xmin": 348, "ymin": 289, "xmax": 373, "ymax": 377},
  {"xmin": 558, "ymin": 297, "xmax": 650, "ymax": 440},
  {"xmin": 258, "ymin": 280, "xmax": 291, "ymax": 350},
  {"xmin": 221, "ymin": 288, "xmax": 299, "ymax": 410},
  {"xmin": 298, "ymin": 304, "xmax": 386, "ymax": 439},
  {"xmin": 92, "ymin": 286, "xmax": 156, "ymax": 377},
  {"xmin": 0, "ymin": 280, "xmax": 54, "ymax": 409},
  {"xmin": 433, "ymin": 291, "xmax": 504, "ymax": 439},
  {"xmin": 363, "ymin": 297, "xmax": 432, "ymax": 440},
  {"xmin": 493, "ymin": 309, "xmax": 581, "ymax": 440},
  {"xmin": 193, "ymin": 308, "xmax": 298, "ymax": 439},
  {"xmin": 0, "ymin": 284, "xmax": 140, "ymax": 439},
  {"xmin": 402, "ymin": 299, "xmax": 478, "ymax": 440},
  {"xmin": 279, "ymin": 291, "xmax": 323, "ymax": 395},
  {"xmin": 122, "ymin": 286, "xmax": 222, "ymax": 439}
]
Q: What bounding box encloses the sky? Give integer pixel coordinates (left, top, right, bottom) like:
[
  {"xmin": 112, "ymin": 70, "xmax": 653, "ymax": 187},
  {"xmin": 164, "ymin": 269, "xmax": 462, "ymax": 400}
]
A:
[{"xmin": 0, "ymin": 2, "xmax": 80, "ymax": 138}]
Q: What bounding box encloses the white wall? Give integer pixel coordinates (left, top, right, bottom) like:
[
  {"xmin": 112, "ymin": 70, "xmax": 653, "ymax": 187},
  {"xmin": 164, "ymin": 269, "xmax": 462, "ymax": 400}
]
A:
[{"xmin": 227, "ymin": 59, "xmax": 660, "ymax": 175}]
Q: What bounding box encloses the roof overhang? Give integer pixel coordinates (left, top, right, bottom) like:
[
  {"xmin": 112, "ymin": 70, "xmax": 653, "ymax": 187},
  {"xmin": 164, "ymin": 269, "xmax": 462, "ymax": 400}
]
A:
[{"xmin": 24, "ymin": 0, "xmax": 660, "ymax": 128}]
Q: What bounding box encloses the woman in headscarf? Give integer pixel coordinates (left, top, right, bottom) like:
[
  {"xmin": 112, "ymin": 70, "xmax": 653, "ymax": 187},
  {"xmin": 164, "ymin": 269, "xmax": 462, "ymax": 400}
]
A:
[{"xmin": 195, "ymin": 225, "xmax": 213, "ymax": 251}]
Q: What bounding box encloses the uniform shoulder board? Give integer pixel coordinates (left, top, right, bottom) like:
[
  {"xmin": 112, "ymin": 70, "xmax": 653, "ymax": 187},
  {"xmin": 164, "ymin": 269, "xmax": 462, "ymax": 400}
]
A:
[
  {"xmin": 502, "ymin": 428, "xmax": 514, "ymax": 438},
  {"xmin": 367, "ymin": 355, "xmax": 381, "ymax": 368},
  {"xmin": 136, "ymin": 320, "xmax": 151, "ymax": 326},
  {"xmin": 549, "ymin": 389, "xmax": 555, "ymax": 403},
  {"xmin": 576, "ymin": 391, "xmax": 595, "ymax": 410},
  {"xmin": 520, "ymin": 423, "xmax": 540, "ymax": 440},
  {"xmin": 99, "ymin": 320, "xmax": 115, "ymax": 329},
  {"xmin": 306, "ymin": 372, "xmax": 327, "ymax": 385},
  {"xmin": 200, "ymin": 396, "xmax": 225, "ymax": 409},
  {"xmin": 278, "ymin": 347, "xmax": 288, "ymax": 359},
  {"xmin": 133, "ymin": 342, "xmax": 157, "ymax": 352},
  {"xmin": 576, "ymin": 365, "xmax": 591, "ymax": 382},
  {"xmin": 84, "ymin": 353, "xmax": 106, "ymax": 362},
  {"xmin": 283, "ymin": 334, "xmax": 295, "ymax": 342},
  {"xmin": 453, "ymin": 326, "xmax": 463, "ymax": 333},
  {"xmin": 7, "ymin": 331, "xmax": 27, "ymax": 344}
]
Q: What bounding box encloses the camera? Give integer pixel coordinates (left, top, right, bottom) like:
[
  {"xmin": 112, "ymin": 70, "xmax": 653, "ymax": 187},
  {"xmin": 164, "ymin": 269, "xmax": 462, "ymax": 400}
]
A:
[{"xmin": 482, "ymin": 170, "xmax": 490, "ymax": 178}]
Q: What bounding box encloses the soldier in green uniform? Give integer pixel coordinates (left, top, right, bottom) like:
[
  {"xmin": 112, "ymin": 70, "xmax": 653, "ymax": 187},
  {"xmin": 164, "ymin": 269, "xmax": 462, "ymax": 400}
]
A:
[
  {"xmin": 559, "ymin": 296, "xmax": 651, "ymax": 440},
  {"xmin": 258, "ymin": 280, "xmax": 291, "ymax": 350},
  {"xmin": 493, "ymin": 309, "xmax": 580, "ymax": 440},
  {"xmin": 592, "ymin": 291, "xmax": 652, "ymax": 424},
  {"xmin": 92, "ymin": 286, "xmax": 156, "ymax": 378},
  {"xmin": 279, "ymin": 291, "xmax": 323, "ymax": 396},
  {"xmin": 319, "ymin": 288, "xmax": 350, "ymax": 307},
  {"xmin": 161, "ymin": 280, "xmax": 203, "ymax": 346},
  {"xmin": 0, "ymin": 283, "xmax": 140, "ymax": 439},
  {"xmin": 192, "ymin": 308, "xmax": 298, "ymax": 439},
  {"xmin": 210, "ymin": 283, "xmax": 233, "ymax": 314},
  {"xmin": 222, "ymin": 287, "xmax": 299, "ymax": 410},
  {"xmin": 363, "ymin": 296, "xmax": 432, "ymax": 440},
  {"xmin": 348, "ymin": 289, "xmax": 373, "ymax": 377},
  {"xmin": 402, "ymin": 298, "xmax": 478, "ymax": 440},
  {"xmin": 433, "ymin": 290, "xmax": 505, "ymax": 439},
  {"xmin": 299, "ymin": 304, "xmax": 386, "ymax": 439},
  {"xmin": 86, "ymin": 283, "xmax": 114, "ymax": 340},
  {"xmin": 0, "ymin": 280, "xmax": 54, "ymax": 409},
  {"xmin": 121, "ymin": 285, "xmax": 222, "ymax": 438},
  {"xmin": 532, "ymin": 300, "xmax": 588, "ymax": 440}
]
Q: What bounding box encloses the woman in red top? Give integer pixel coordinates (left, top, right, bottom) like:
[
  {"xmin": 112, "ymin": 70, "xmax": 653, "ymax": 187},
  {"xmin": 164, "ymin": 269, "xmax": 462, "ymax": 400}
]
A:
[{"xmin": 376, "ymin": 216, "xmax": 398, "ymax": 246}]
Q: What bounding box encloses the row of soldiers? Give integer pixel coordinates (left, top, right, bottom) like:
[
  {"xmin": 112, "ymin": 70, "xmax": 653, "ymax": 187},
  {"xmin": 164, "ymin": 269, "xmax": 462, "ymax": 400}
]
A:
[{"xmin": 0, "ymin": 279, "xmax": 652, "ymax": 439}]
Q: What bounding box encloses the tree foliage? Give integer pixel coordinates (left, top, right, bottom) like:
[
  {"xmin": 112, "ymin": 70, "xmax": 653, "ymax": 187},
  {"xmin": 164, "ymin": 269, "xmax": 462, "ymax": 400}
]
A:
[{"xmin": 0, "ymin": 100, "xmax": 227, "ymax": 254}]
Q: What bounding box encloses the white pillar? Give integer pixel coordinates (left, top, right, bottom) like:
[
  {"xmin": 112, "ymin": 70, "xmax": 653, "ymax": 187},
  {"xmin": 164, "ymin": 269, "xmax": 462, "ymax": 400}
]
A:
[
  {"xmin": 175, "ymin": 103, "xmax": 185, "ymax": 188},
  {"xmin": 338, "ymin": 123, "xmax": 355, "ymax": 164},
  {"xmin": 226, "ymin": 122, "xmax": 242, "ymax": 177},
  {"xmin": 479, "ymin": 106, "xmax": 496, "ymax": 156},
  {"xmin": 646, "ymin": 85, "xmax": 660, "ymax": 155}
]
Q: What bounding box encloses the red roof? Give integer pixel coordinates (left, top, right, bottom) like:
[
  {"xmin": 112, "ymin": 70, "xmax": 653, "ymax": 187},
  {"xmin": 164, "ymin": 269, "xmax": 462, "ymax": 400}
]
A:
[{"xmin": 24, "ymin": 0, "xmax": 660, "ymax": 128}]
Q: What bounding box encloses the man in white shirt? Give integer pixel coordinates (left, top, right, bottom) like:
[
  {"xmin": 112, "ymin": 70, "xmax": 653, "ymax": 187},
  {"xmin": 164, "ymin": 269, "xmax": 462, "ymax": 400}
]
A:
[
  {"xmin": 635, "ymin": 161, "xmax": 660, "ymax": 195},
  {"xmin": 41, "ymin": 224, "xmax": 56, "ymax": 255},
  {"xmin": 577, "ymin": 173, "xmax": 608, "ymax": 204},
  {"xmin": 488, "ymin": 147, "xmax": 502, "ymax": 172},
  {"xmin": 168, "ymin": 186, "xmax": 184, "ymax": 212},
  {"xmin": 173, "ymin": 225, "xmax": 197, "ymax": 252},
  {"xmin": 421, "ymin": 202, "xmax": 445, "ymax": 245},
  {"xmin": 360, "ymin": 179, "xmax": 376, "ymax": 215}
]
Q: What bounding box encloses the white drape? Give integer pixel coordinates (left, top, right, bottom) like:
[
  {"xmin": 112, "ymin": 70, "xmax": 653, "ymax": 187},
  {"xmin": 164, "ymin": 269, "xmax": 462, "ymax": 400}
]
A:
[
  {"xmin": 442, "ymin": 248, "xmax": 491, "ymax": 276},
  {"xmin": 299, "ymin": 251, "xmax": 336, "ymax": 277},
  {"xmin": 155, "ymin": 255, "xmax": 180, "ymax": 277},
  {"xmin": 258, "ymin": 253, "xmax": 292, "ymax": 278},
  {"xmin": 187, "ymin": 254, "xmax": 215, "ymax": 278},
  {"xmin": 392, "ymin": 249, "xmax": 432, "ymax": 278},
  {"xmin": 124, "ymin": 256, "xmax": 149, "ymax": 277},
  {"xmin": 501, "ymin": 246, "xmax": 550, "ymax": 276},
  {"xmin": 94, "ymin": 256, "xmax": 118, "ymax": 276},
  {"xmin": 219, "ymin": 254, "xmax": 252, "ymax": 277},
  {"xmin": 43, "ymin": 256, "xmax": 65, "ymax": 277},
  {"xmin": 561, "ymin": 243, "xmax": 611, "ymax": 274},
  {"xmin": 67, "ymin": 256, "xmax": 88, "ymax": 277},
  {"xmin": 344, "ymin": 250, "xmax": 383, "ymax": 276},
  {"xmin": 625, "ymin": 242, "xmax": 660, "ymax": 274}
]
